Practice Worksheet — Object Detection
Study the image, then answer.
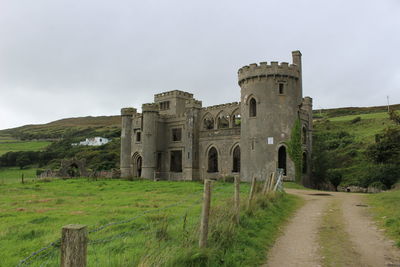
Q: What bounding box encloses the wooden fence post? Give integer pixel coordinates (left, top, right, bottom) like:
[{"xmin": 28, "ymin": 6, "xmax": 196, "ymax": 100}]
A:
[
  {"xmin": 234, "ymin": 176, "xmax": 240, "ymax": 224},
  {"xmin": 268, "ymin": 172, "xmax": 276, "ymax": 192},
  {"xmin": 61, "ymin": 224, "xmax": 87, "ymax": 267},
  {"xmin": 247, "ymin": 176, "xmax": 257, "ymax": 209},
  {"xmin": 262, "ymin": 173, "xmax": 269, "ymax": 195},
  {"xmin": 199, "ymin": 179, "xmax": 212, "ymax": 249}
]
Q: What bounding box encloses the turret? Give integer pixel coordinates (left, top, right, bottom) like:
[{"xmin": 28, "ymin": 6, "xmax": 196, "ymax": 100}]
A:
[
  {"xmin": 239, "ymin": 51, "xmax": 303, "ymax": 181},
  {"xmin": 120, "ymin": 107, "xmax": 136, "ymax": 178},
  {"xmin": 141, "ymin": 103, "xmax": 159, "ymax": 179}
]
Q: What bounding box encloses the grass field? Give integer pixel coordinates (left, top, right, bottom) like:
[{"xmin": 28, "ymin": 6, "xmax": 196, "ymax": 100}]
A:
[
  {"xmin": 0, "ymin": 139, "xmax": 51, "ymax": 155},
  {"xmin": 0, "ymin": 179, "xmax": 300, "ymax": 266},
  {"xmin": 366, "ymin": 189, "xmax": 400, "ymax": 248},
  {"xmin": 0, "ymin": 167, "xmax": 38, "ymax": 184}
]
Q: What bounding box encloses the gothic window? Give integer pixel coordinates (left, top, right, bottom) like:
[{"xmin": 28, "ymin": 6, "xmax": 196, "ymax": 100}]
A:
[
  {"xmin": 203, "ymin": 114, "xmax": 214, "ymax": 130},
  {"xmin": 249, "ymin": 98, "xmax": 257, "ymax": 117},
  {"xmin": 207, "ymin": 147, "xmax": 218, "ymax": 173},
  {"xmin": 302, "ymin": 127, "xmax": 307, "ymax": 144},
  {"xmin": 172, "ymin": 128, "xmax": 182, "ymax": 142},
  {"xmin": 217, "ymin": 113, "xmax": 229, "ymax": 129},
  {"xmin": 232, "ymin": 146, "xmax": 240, "ymax": 172},
  {"xmin": 279, "ymin": 83, "xmax": 284, "ymax": 94},
  {"xmin": 232, "ymin": 110, "xmax": 241, "ymax": 127},
  {"xmin": 278, "ymin": 146, "xmax": 287, "ymax": 176},
  {"xmin": 170, "ymin": 150, "xmax": 182, "ymax": 172}
]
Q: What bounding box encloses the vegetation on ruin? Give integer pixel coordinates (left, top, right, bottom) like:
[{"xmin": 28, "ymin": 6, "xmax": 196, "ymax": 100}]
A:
[
  {"xmin": 367, "ymin": 189, "xmax": 400, "ymax": 248},
  {"xmin": 0, "ymin": 179, "xmax": 301, "ymax": 266},
  {"xmin": 286, "ymin": 119, "xmax": 303, "ymax": 183}
]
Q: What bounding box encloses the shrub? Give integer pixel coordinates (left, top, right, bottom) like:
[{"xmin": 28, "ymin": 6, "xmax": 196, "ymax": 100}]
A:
[{"xmin": 350, "ymin": 116, "xmax": 361, "ymax": 124}]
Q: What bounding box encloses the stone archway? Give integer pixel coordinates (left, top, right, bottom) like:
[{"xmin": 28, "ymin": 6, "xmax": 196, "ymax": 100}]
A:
[
  {"xmin": 58, "ymin": 159, "xmax": 89, "ymax": 178},
  {"xmin": 132, "ymin": 152, "xmax": 142, "ymax": 178}
]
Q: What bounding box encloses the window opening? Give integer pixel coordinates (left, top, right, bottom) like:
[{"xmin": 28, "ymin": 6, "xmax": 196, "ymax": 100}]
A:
[
  {"xmin": 249, "ymin": 98, "xmax": 257, "ymax": 117},
  {"xmin": 170, "ymin": 150, "xmax": 182, "ymax": 172},
  {"xmin": 279, "ymin": 83, "xmax": 284, "ymax": 94},
  {"xmin": 172, "ymin": 128, "xmax": 182, "ymax": 142},
  {"xmin": 232, "ymin": 146, "xmax": 240, "ymax": 172},
  {"xmin": 136, "ymin": 132, "xmax": 141, "ymax": 142},
  {"xmin": 207, "ymin": 147, "xmax": 218, "ymax": 172}
]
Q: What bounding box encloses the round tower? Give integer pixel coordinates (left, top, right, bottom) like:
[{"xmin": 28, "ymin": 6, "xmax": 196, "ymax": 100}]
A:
[
  {"xmin": 141, "ymin": 103, "xmax": 159, "ymax": 179},
  {"xmin": 120, "ymin": 108, "xmax": 136, "ymax": 178},
  {"xmin": 238, "ymin": 51, "xmax": 302, "ymax": 181}
]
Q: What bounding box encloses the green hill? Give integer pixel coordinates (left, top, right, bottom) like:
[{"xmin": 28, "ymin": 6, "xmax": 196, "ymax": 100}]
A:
[
  {"xmin": 0, "ymin": 115, "xmax": 121, "ymax": 140},
  {"xmin": 312, "ymin": 105, "xmax": 400, "ymax": 189}
]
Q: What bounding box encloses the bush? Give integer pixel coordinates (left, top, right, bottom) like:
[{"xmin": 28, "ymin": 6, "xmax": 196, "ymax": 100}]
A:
[
  {"xmin": 326, "ymin": 169, "xmax": 342, "ymax": 189},
  {"xmin": 350, "ymin": 116, "xmax": 361, "ymax": 124}
]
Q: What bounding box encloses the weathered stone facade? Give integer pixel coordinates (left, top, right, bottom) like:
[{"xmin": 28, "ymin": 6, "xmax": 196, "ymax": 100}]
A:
[{"xmin": 121, "ymin": 51, "xmax": 313, "ymax": 183}]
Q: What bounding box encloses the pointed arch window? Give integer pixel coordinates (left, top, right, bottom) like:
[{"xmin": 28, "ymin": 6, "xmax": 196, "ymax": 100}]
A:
[
  {"xmin": 249, "ymin": 98, "xmax": 257, "ymax": 117},
  {"xmin": 232, "ymin": 146, "xmax": 240, "ymax": 172},
  {"xmin": 302, "ymin": 127, "xmax": 307, "ymax": 144},
  {"xmin": 207, "ymin": 147, "xmax": 218, "ymax": 173}
]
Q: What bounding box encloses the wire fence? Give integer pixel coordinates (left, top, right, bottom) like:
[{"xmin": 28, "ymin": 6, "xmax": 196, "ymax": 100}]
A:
[{"xmin": 15, "ymin": 173, "xmax": 284, "ymax": 267}]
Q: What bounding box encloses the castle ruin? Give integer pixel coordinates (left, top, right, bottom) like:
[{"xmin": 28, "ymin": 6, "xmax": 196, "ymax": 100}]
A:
[{"xmin": 120, "ymin": 51, "xmax": 313, "ymax": 183}]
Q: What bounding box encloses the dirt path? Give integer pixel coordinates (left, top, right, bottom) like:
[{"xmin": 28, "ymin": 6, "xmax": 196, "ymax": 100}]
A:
[{"xmin": 263, "ymin": 189, "xmax": 400, "ymax": 267}]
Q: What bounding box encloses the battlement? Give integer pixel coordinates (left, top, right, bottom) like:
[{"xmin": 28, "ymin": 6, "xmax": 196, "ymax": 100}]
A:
[
  {"xmin": 203, "ymin": 102, "xmax": 240, "ymax": 111},
  {"xmin": 142, "ymin": 103, "xmax": 159, "ymax": 112},
  {"xmin": 185, "ymin": 99, "xmax": 203, "ymax": 108},
  {"xmin": 238, "ymin": 61, "xmax": 300, "ymax": 85},
  {"xmin": 154, "ymin": 90, "xmax": 194, "ymax": 100},
  {"xmin": 121, "ymin": 107, "xmax": 136, "ymax": 116}
]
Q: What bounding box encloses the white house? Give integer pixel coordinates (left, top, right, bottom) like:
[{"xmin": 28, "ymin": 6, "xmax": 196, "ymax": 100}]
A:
[{"xmin": 72, "ymin": 137, "xmax": 110, "ymax": 146}]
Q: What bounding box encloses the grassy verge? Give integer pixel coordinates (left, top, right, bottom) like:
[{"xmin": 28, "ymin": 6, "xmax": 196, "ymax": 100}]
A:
[
  {"xmin": 0, "ymin": 179, "xmax": 301, "ymax": 266},
  {"xmin": 318, "ymin": 200, "xmax": 361, "ymax": 266},
  {"xmin": 284, "ymin": 181, "xmax": 312, "ymax": 190},
  {"xmin": 366, "ymin": 190, "xmax": 400, "ymax": 247}
]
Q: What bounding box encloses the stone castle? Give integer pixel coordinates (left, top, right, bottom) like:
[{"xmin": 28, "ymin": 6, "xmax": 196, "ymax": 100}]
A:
[{"xmin": 120, "ymin": 51, "xmax": 313, "ymax": 183}]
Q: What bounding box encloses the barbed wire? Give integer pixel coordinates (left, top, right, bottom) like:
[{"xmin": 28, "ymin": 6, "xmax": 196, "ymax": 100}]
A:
[{"xmin": 16, "ymin": 239, "xmax": 59, "ymax": 267}]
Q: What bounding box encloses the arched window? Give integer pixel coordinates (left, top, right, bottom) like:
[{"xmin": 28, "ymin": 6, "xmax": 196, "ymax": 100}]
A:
[
  {"xmin": 278, "ymin": 146, "xmax": 287, "ymax": 176},
  {"xmin": 232, "ymin": 110, "xmax": 241, "ymax": 127},
  {"xmin": 232, "ymin": 146, "xmax": 240, "ymax": 172},
  {"xmin": 203, "ymin": 114, "xmax": 214, "ymax": 130},
  {"xmin": 302, "ymin": 127, "xmax": 307, "ymax": 144},
  {"xmin": 208, "ymin": 147, "xmax": 218, "ymax": 173},
  {"xmin": 217, "ymin": 112, "xmax": 229, "ymax": 129},
  {"xmin": 302, "ymin": 152, "xmax": 307, "ymax": 174},
  {"xmin": 249, "ymin": 98, "xmax": 257, "ymax": 117}
]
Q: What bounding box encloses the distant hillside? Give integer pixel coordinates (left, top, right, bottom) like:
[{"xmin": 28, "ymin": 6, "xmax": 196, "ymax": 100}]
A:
[
  {"xmin": 0, "ymin": 116, "xmax": 121, "ymax": 140},
  {"xmin": 313, "ymin": 104, "xmax": 400, "ymax": 118}
]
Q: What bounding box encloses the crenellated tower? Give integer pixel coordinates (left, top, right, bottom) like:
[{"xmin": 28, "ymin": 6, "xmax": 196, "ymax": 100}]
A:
[
  {"xmin": 238, "ymin": 51, "xmax": 303, "ymax": 181},
  {"xmin": 120, "ymin": 108, "xmax": 136, "ymax": 178},
  {"xmin": 141, "ymin": 103, "xmax": 159, "ymax": 179}
]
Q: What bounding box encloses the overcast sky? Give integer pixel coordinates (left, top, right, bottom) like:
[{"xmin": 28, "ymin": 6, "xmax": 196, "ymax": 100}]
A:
[{"xmin": 1, "ymin": 0, "xmax": 399, "ymax": 130}]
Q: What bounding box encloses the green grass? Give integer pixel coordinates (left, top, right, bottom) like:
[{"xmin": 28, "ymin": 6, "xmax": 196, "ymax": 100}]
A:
[
  {"xmin": 0, "ymin": 167, "xmax": 38, "ymax": 184},
  {"xmin": 0, "ymin": 179, "xmax": 301, "ymax": 266},
  {"xmin": 0, "ymin": 140, "xmax": 51, "ymax": 155},
  {"xmin": 328, "ymin": 112, "xmax": 389, "ymax": 122},
  {"xmin": 366, "ymin": 189, "xmax": 400, "ymax": 247}
]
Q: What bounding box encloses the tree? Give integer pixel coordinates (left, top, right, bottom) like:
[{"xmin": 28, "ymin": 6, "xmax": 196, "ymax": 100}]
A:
[
  {"xmin": 287, "ymin": 119, "xmax": 303, "ymax": 183},
  {"xmin": 16, "ymin": 154, "xmax": 30, "ymax": 169}
]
